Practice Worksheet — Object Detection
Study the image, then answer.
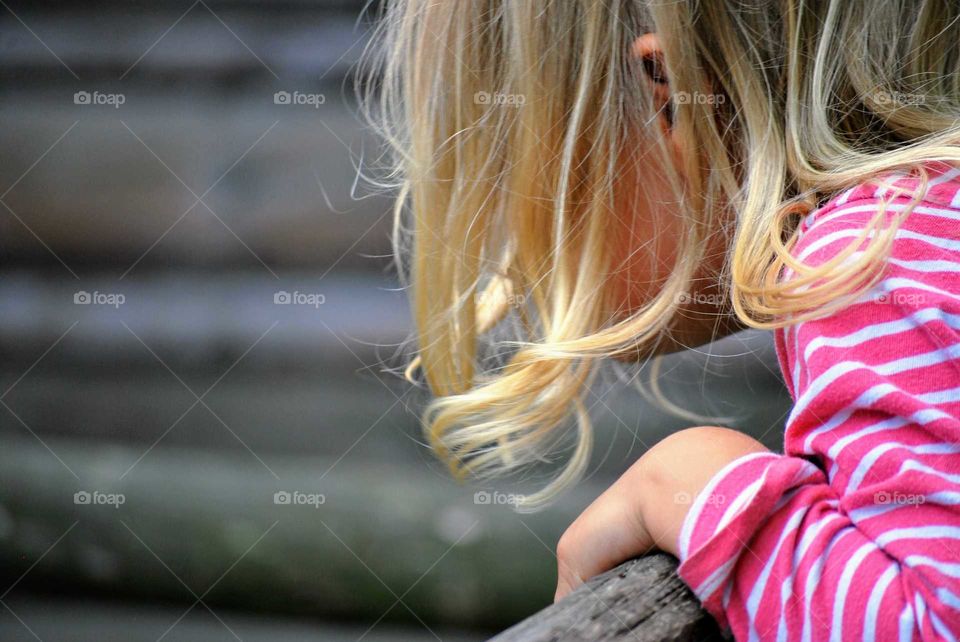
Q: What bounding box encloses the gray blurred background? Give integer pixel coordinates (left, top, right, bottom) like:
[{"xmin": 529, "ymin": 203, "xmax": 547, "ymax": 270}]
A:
[{"xmin": 0, "ymin": 1, "xmax": 792, "ymax": 640}]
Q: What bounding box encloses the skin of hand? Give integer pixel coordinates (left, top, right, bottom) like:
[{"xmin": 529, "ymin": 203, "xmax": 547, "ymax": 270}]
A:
[{"xmin": 554, "ymin": 426, "xmax": 770, "ymax": 601}]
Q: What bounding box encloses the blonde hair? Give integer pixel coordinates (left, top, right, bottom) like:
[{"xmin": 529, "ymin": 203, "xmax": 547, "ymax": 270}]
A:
[{"xmin": 360, "ymin": 0, "xmax": 960, "ymax": 508}]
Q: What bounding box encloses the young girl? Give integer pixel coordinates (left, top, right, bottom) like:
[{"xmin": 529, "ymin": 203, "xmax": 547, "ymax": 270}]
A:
[{"xmin": 362, "ymin": 1, "xmax": 960, "ymax": 639}]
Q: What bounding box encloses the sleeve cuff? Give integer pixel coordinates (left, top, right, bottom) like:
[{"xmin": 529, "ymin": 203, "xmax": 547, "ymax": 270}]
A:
[{"xmin": 674, "ymin": 451, "xmax": 826, "ymax": 629}]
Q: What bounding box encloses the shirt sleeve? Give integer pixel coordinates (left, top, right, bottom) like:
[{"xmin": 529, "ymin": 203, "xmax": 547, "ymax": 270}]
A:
[{"xmin": 675, "ymin": 194, "xmax": 960, "ymax": 641}]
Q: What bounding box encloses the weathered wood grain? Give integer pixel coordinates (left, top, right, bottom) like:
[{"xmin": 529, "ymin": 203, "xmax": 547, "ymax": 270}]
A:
[{"xmin": 490, "ymin": 555, "xmax": 727, "ymax": 642}]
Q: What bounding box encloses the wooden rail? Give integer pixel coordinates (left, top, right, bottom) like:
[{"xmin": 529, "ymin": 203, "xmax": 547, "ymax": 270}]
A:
[{"xmin": 491, "ymin": 554, "xmax": 727, "ymax": 642}]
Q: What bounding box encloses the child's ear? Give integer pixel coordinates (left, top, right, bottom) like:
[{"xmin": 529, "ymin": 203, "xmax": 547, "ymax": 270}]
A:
[{"xmin": 631, "ymin": 33, "xmax": 673, "ymax": 130}]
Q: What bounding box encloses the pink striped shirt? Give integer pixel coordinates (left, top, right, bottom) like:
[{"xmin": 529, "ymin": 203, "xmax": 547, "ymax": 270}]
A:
[{"xmin": 676, "ymin": 162, "xmax": 960, "ymax": 641}]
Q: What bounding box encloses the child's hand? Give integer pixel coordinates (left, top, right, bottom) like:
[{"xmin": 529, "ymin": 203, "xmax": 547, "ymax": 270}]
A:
[
  {"xmin": 554, "ymin": 426, "xmax": 769, "ymax": 601},
  {"xmin": 553, "ymin": 456, "xmax": 655, "ymax": 602}
]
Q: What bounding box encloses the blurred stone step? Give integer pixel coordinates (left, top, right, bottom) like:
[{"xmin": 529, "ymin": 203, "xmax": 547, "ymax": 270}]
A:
[
  {"xmin": 0, "ymin": 269, "xmax": 410, "ymax": 371},
  {"xmin": 0, "ymin": 269, "xmax": 422, "ymax": 459},
  {"xmin": 0, "ymin": 88, "xmax": 393, "ymax": 269},
  {"xmin": 0, "ymin": 1, "xmax": 368, "ymax": 82},
  {"xmin": 0, "ymin": 270, "xmax": 791, "ymax": 463}
]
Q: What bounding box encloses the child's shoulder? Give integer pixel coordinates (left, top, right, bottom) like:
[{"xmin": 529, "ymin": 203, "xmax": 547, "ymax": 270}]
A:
[{"xmin": 792, "ymin": 161, "xmax": 960, "ymax": 267}]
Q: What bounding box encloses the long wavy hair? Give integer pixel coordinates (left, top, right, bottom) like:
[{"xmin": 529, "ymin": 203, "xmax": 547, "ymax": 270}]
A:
[{"xmin": 359, "ymin": 0, "xmax": 960, "ymax": 508}]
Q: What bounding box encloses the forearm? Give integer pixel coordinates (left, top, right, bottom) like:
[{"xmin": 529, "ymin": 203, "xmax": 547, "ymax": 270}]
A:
[
  {"xmin": 554, "ymin": 425, "xmax": 769, "ymax": 601},
  {"xmin": 634, "ymin": 426, "xmax": 770, "ymax": 557}
]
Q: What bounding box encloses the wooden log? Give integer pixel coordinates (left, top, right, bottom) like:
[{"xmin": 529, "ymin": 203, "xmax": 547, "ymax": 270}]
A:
[
  {"xmin": 0, "ymin": 438, "xmax": 593, "ymax": 629},
  {"xmin": 490, "ymin": 555, "xmax": 727, "ymax": 642}
]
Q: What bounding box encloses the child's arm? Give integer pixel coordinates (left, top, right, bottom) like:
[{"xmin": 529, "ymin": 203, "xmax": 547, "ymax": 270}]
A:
[
  {"xmin": 558, "ymin": 382, "xmax": 960, "ymax": 640},
  {"xmin": 554, "ymin": 426, "xmax": 769, "ymax": 600},
  {"xmin": 559, "ymin": 196, "xmax": 960, "ymax": 640}
]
